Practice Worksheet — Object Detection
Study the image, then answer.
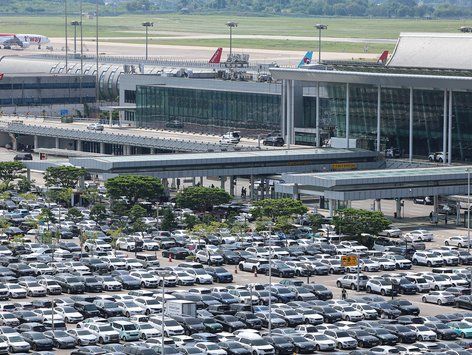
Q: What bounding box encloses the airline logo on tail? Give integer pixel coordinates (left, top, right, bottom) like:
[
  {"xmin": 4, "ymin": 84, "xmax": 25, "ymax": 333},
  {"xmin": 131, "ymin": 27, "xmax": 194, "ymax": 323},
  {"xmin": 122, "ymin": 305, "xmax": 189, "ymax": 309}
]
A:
[
  {"xmin": 377, "ymin": 50, "xmax": 389, "ymax": 64},
  {"xmin": 298, "ymin": 51, "xmax": 313, "ymax": 68},
  {"xmin": 209, "ymin": 48, "xmax": 223, "ymax": 64}
]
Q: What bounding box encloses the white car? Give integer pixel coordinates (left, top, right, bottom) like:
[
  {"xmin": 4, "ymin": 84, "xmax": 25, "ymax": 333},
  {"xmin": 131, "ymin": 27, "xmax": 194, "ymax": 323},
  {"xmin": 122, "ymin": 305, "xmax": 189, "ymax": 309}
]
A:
[
  {"xmin": 55, "ymin": 306, "xmax": 84, "ymax": 323},
  {"xmin": 403, "ymin": 230, "xmax": 434, "ymax": 242},
  {"xmin": 116, "ymin": 301, "xmax": 145, "ymax": 317},
  {"xmin": 142, "ymin": 239, "xmax": 159, "ymax": 251},
  {"xmin": 406, "ymin": 324, "xmax": 437, "ymax": 341},
  {"xmin": 379, "ymin": 227, "xmax": 402, "ymax": 238},
  {"xmin": 149, "ymin": 316, "xmax": 185, "ymax": 336},
  {"xmin": 431, "ymin": 249, "xmax": 459, "ymax": 265},
  {"xmin": 324, "ymin": 329, "xmax": 358, "ymax": 350},
  {"xmin": 370, "ymin": 257, "xmax": 396, "ymax": 271},
  {"xmin": 130, "ymin": 271, "xmax": 159, "ymax": 288},
  {"xmin": 445, "ymin": 273, "xmax": 469, "ymax": 287},
  {"xmin": 352, "ymin": 303, "xmax": 378, "ymax": 320},
  {"xmin": 195, "ymin": 250, "xmax": 224, "ymax": 265},
  {"xmin": 87, "ymin": 123, "xmax": 104, "ymax": 131},
  {"xmin": 28, "ymin": 262, "xmax": 55, "ymax": 275},
  {"xmin": 84, "ymin": 323, "xmax": 120, "ymax": 344},
  {"xmin": 365, "ymin": 278, "xmax": 395, "ymax": 296},
  {"xmin": 0, "ymin": 312, "xmax": 19, "ymax": 327},
  {"xmin": 220, "ymin": 131, "xmax": 240, "ymax": 145},
  {"xmin": 359, "ymin": 259, "xmax": 381, "ymax": 272},
  {"xmin": 116, "ymin": 237, "xmax": 136, "ymax": 251},
  {"xmin": 332, "ymin": 305, "xmax": 363, "ymax": 322},
  {"xmin": 66, "ymin": 328, "xmax": 98, "ymax": 346},
  {"xmin": 304, "ymin": 333, "xmax": 336, "ymax": 351},
  {"xmin": 384, "ymin": 254, "xmax": 412, "ymax": 269},
  {"xmin": 134, "ymin": 297, "xmax": 162, "ymax": 315},
  {"xmin": 195, "ymin": 341, "xmax": 227, "ymax": 354},
  {"xmin": 4, "ymin": 334, "xmax": 30, "ymax": 353},
  {"xmin": 137, "ymin": 322, "xmax": 159, "ymax": 340},
  {"xmin": 18, "ymin": 281, "xmax": 47, "ymax": 297},
  {"xmin": 173, "ymin": 271, "xmax": 195, "ymax": 286},
  {"xmin": 98, "ymin": 276, "xmax": 122, "ymax": 291},
  {"xmin": 84, "ymin": 239, "xmax": 112, "ymax": 253},
  {"xmin": 101, "ymin": 257, "xmax": 127, "ymax": 271},
  {"xmin": 5, "ymin": 284, "xmax": 26, "ymax": 298},
  {"xmin": 423, "ymin": 274, "xmax": 452, "ymax": 290},
  {"xmin": 125, "ymin": 258, "xmax": 144, "ymax": 270},
  {"xmin": 34, "ymin": 308, "xmax": 65, "ymax": 323},
  {"xmin": 421, "ymin": 290, "xmax": 455, "ymax": 305},
  {"xmin": 185, "ymin": 269, "xmax": 213, "ymax": 284},
  {"xmin": 412, "ymin": 252, "xmax": 443, "ymax": 267},
  {"xmin": 445, "ymin": 235, "xmax": 472, "ymax": 248}
]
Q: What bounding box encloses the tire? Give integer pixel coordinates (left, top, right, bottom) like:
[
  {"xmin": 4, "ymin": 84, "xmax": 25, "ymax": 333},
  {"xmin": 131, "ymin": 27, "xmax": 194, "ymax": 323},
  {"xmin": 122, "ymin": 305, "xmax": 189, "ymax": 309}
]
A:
[
  {"xmin": 445, "ymin": 241, "xmax": 450, "ymax": 246},
  {"xmin": 99, "ymin": 337, "xmax": 104, "ymax": 344},
  {"xmin": 366, "ymin": 286, "xmax": 372, "ymax": 293},
  {"xmin": 252, "ymin": 266, "xmax": 257, "ymax": 273},
  {"xmin": 387, "ymin": 233, "xmax": 391, "ymax": 237},
  {"xmin": 427, "ymin": 261, "xmax": 432, "ymax": 267},
  {"xmin": 358, "ymin": 341, "xmax": 364, "ymax": 348},
  {"xmin": 412, "ymin": 259, "xmax": 418, "ymax": 265},
  {"xmin": 422, "ymin": 296, "xmax": 427, "ymax": 303},
  {"xmin": 458, "ymin": 243, "xmax": 463, "ymax": 248},
  {"xmin": 125, "ymin": 311, "xmax": 130, "ymax": 317},
  {"xmin": 145, "ymin": 309, "xmax": 151, "ymax": 315},
  {"xmin": 238, "ymin": 264, "xmax": 243, "ymax": 271},
  {"xmin": 381, "ymin": 289, "xmax": 386, "ymax": 296},
  {"xmin": 346, "ymin": 316, "xmax": 351, "ymax": 321},
  {"xmin": 351, "ymin": 283, "xmax": 356, "ymax": 290},
  {"xmin": 336, "ymin": 281, "xmax": 342, "ymax": 288},
  {"xmin": 435, "ymin": 285, "xmax": 440, "ymax": 291},
  {"xmin": 462, "ymin": 332, "xmax": 466, "ymax": 338},
  {"xmin": 330, "ymin": 268, "xmax": 334, "ymax": 274},
  {"xmin": 315, "ymin": 345, "xmax": 320, "ymax": 351},
  {"xmin": 418, "ymin": 336, "xmax": 423, "ymax": 341},
  {"xmin": 437, "ymin": 299, "xmax": 442, "ymax": 305}
]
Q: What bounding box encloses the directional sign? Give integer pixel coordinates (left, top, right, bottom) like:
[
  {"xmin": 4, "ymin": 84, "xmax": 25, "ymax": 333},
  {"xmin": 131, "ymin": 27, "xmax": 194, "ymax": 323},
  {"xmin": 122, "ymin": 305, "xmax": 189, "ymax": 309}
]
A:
[{"xmin": 341, "ymin": 255, "xmax": 358, "ymax": 267}]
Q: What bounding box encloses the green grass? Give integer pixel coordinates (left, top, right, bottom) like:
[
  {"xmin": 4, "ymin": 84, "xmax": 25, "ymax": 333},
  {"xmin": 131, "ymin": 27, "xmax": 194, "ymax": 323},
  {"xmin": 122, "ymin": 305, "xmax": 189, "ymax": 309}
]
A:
[{"xmin": 115, "ymin": 37, "xmax": 395, "ymax": 53}]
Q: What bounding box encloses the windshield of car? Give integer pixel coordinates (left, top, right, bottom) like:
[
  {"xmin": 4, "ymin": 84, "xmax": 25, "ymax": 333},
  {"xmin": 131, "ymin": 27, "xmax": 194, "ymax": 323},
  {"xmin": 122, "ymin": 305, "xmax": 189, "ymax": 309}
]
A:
[
  {"xmin": 98, "ymin": 325, "xmax": 114, "ymax": 332},
  {"xmin": 123, "ymin": 324, "xmax": 137, "ymax": 331},
  {"xmin": 164, "ymin": 320, "xmax": 179, "ymax": 326}
]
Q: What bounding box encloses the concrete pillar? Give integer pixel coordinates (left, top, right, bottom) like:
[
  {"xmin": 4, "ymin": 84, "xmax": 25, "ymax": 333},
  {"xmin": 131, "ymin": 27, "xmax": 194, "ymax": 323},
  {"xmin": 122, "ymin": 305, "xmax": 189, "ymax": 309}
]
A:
[
  {"xmin": 162, "ymin": 178, "xmax": 169, "ymax": 196},
  {"xmin": 9, "ymin": 134, "xmax": 17, "ymax": 151},
  {"xmin": 26, "ymin": 168, "xmax": 31, "ymax": 182},
  {"xmin": 124, "ymin": 145, "xmax": 130, "ymax": 155},
  {"xmin": 260, "ymin": 180, "xmax": 265, "ymax": 199},
  {"xmin": 456, "ymin": 201, "xmax": 461, "ymax": 225},
  {"xmin": 345, "ymin": 83, "xmax": 350, "ymax": 148},
  {"xmin": 396, "ymin": 199, "xmax": 401, "ymax": 218},
  {"xmin": 315, "ymin": 81, "xmax": 320, "ymax": 147},
  {"xmin": 293, "ymin": 183, "xmax": 300, "ymax": 200},
  {"xmin": 448, "ymin": 90, "xmax": 453, "ymax": 165},
  {"xmin": 329, "ymin": 199, "xmax": 335, "ymax": 217},
  {"xmin": 55, "ymin": 137, "xmax": 59, "ymax": 149},
  {"xmin": 281, "ymin": 80, "xmax": 286, "ymax": 141},
  {"xmin": 151, "ymin": 148, "xmax": 156, "ymax": 154},
  {"xmin": 77, "ymin": 140, "xmax": 82, "ymax": 151},
  {"xmin": 192, "ymin": 177, "xmax": 196, "ymax": 186},
  {"xmin": 377, "ymin": 199, "xmax": 382, "ymax": 212},
  {"xmin": 434, "ymin": 195, "xmax": 439, "ymax": 214},
  {"xmin": 377, "ymin": 85, "xmax": 381, "ymax": 151},
  {"xmin": 443, "ymin": 90, "xmax": 447, "ymax": 164},
  {"xmin": 100, "ymin": 142, "xmax": 105, "ymax": 154},
  {"xmin": 229, "ymin": 176, "xmax": 235, "ymax": 196},
  {"xmin": 409, "ymin": 87, "xmax": 413, "ymax": 162},
  {"xmin": 171, "ymin": 178, "xmax": 176, "ymax": 189},
  {"xmin": 250, "ymin": 175, "xmax": 254, "ymax": 200},
  {"xmin": 220, "ymin": 176, "xmax": 226, "ymax": 191},
  {"xmin": 265, "ymin": 179, "xmax": 270, "ymax": 198},
  {"xmin": 199, "ymin": 176, "xmax": 203, "ymax": 186},
  {"xmin": 33, "ymin": 135, "xmax": 39, "ymax": 149},
  {"xmin": 109, "ymin": 110, "xmax": 113, "ymax": 127},
  {"xmin": 79, "ymin": 176, "xmax": 85, "ymax": 190}
]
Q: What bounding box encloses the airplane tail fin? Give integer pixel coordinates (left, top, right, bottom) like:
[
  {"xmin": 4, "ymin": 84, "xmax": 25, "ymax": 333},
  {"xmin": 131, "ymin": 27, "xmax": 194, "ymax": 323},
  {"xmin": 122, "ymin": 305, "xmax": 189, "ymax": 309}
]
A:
[
  {"xmin": 0, "ymin": 73, "xmax": 4, "ymax": 80},
  {"xmin": 298, "ymin": 51, "xmax": 313, "ymax": 68},
  {"xmin": 209, "ymin": 48, "xmax": 223, "ymax": 64},
  {"xmin": 377, "ymin": 50, "xmax": 389, "ymax": 64}
]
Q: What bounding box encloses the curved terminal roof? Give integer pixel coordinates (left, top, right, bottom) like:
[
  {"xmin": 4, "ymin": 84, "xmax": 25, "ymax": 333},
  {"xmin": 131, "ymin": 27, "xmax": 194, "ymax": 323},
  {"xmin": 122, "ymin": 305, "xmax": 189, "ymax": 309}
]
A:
[{"xmin": 388, "ymin": 32, "xmax": 472, "ymax": 70}]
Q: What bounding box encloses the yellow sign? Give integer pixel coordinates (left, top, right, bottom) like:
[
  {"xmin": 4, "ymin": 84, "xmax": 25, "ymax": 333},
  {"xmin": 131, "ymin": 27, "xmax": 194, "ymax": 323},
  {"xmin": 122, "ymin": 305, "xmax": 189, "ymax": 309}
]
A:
[
  {"xmin": 331, "ymin": 162, "xmax": 357, "ymax": 171},
  {"xmin": 341, "ymin": 255, "xmax": 358, "ymax": 267}
]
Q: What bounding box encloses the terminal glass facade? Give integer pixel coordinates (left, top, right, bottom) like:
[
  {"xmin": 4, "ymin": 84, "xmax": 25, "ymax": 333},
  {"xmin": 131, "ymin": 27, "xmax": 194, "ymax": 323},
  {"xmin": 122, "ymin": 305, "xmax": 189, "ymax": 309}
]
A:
[{"xmin": 324, "ymin": 83, "xmax": 472, "ymax": 160}]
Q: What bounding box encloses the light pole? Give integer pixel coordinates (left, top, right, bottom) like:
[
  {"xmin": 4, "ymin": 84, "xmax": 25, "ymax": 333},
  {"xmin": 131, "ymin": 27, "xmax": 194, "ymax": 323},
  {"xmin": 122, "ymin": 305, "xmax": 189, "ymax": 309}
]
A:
[
  {"xmin": 226, "ymin": 21, "xmax": 238, "ymax": 58},
  {"xmin": 468, "ymin": 168, "xmax": 471, "ymax": 253},
  {"xmin": 64, "ymin": 0, "xmax": 68, "ymax": 72},
  {"xmin": 157, "ymin": 270, "xmax": 171, "ymax": 355},
  {"xmin": 142, "ymin": 22, "xmax": 154, "ymax": 60},
  {"xmin": 315, "ymin": 24, "xmax": 327, "ymax": 64},
  {"xmin": 71, "ymin": 21, "xmax": 80, "ymax": 55},
  {"xmin": 95, "ymin": 0, "xmax": 99, "ymax": 103},
  {"xmin": 267, "ymin": 221, "xmax": 274, "ymax": 336}
]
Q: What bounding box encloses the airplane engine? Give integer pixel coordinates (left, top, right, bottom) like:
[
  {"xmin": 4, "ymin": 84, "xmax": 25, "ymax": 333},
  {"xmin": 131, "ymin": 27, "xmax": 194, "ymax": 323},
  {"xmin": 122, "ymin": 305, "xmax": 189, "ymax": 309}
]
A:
[{"xmin": 21, "ymin": 41, "xmax": 30, "ymax": 48}]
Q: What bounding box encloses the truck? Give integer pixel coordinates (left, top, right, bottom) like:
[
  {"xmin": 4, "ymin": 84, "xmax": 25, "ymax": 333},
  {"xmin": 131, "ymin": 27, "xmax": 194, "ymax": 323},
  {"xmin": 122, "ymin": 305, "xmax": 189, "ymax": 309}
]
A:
[
  {"xmin": 327, "ymin": 137, "xmax": 357, "ymax": 149},
  {"xmin": 166, "ymin": 300, "xmax": 197, "ymax": 318}
]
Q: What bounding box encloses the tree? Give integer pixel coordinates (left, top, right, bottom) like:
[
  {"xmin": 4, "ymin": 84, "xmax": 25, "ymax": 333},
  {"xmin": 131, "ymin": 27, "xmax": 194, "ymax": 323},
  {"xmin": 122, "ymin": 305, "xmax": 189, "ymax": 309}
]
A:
[
  {"xmin": 0, "ymin": 161, "xmax": 25, "ymax": 190},
  {"xmin": 183, "ymin": 214, "xmax": 199, "ymax": 229},
  {"xmin": 44, "ymin": 166, "xmax": 86, "ymax": 189},
  {"xmin": 46, "ymin": 187, "xmax": 73, "ymax": 207},
  {"xmin": 176, "ymin": 186, "xmax": 231, "ymax": 212},
  {"xmin": 67, "ymin": 207, "xmax": 83, "ymax": 224},
  {"xmin": 252, "ymin": 198, "xmax": 308, "ymax": 219},
  {"xmin": 90, "ymin": 203, "xmax": 107, "ymax": 223},
  {"xmin": 307, "ymin": 213, "xmax": 323, "ymax": 232},
  {"xmin": 105, "ymin": 175, "xmax": 164, "ymax": 205},
  {"xmin": 274, "ymin": 216, "xmax": 295, "ymax": 234},
  {"xmin": 17, "ymin": 176, "xmax": 33, "ymax": 193},
  {"xmin": 38, "ymin": 208, "xmax": 56, "ymax": 231},
  {"xmin": 333, "ymin": 208, "xmax": 390, "ymax": 236},
  {"xmin": 160, "ymin": 208, "xmax": 177, "ymax": 231},
  {"xmin": 129, "ymin": 204, "xmax": 148, "ymax": 234}
]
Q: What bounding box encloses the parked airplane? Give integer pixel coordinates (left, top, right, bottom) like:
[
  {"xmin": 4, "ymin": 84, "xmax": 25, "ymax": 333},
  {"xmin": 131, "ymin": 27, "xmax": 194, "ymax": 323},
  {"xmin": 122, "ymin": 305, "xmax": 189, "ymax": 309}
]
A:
[
  {"xmin": 0, "ymin": 33, "xmax": 50, "ymax": 49},
  {"xmin": 209, "ymin": 47, "xmax": 223, "ymax": 64},
  {"xmin": 298, "ymin": 51, "xmax": 313, "ymax": 67}
]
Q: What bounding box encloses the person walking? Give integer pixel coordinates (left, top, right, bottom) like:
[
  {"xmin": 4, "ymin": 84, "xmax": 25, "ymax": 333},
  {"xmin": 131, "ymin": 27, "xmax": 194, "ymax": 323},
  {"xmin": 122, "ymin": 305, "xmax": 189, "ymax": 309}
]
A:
[{"xmin": 341, "ymin": 288, "xmax": 347, "ymax": 300}]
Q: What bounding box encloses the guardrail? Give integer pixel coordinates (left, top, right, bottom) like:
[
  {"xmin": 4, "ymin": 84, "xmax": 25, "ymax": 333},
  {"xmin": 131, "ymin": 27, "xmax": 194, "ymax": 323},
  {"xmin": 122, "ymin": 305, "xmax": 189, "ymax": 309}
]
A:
[{"xmin": 1, "ymin": 121, "xmax": 249, "ymax": 153}]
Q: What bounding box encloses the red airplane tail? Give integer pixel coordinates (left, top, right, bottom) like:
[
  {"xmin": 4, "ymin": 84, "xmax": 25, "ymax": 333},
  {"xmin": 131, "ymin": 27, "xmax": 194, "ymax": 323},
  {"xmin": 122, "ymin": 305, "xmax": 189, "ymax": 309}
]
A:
[
  {"xmin": 209, "ymin": 48, "xmax": 223, "ymax": 64},
  {"xmin": 377, "ymin": 50, "xmax": 389, "ymax": 64}
]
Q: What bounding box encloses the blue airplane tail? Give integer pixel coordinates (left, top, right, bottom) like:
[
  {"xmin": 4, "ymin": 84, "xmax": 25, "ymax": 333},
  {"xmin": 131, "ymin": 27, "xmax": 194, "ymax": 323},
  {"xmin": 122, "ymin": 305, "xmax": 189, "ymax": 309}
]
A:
[{"xmin": 298, "ymin": 51, "xmax": 313, "ymax": 67}]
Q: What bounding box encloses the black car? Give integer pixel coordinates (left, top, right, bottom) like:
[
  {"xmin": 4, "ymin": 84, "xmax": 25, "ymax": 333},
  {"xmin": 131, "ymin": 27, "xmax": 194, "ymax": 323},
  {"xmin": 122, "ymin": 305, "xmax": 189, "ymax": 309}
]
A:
[
  {"xmin": 347, "ymin": 329, "xmax": 381, "ymax": 348},
  {"xmin": 58, "ymin": 242, "xmax": 82, "ymax": 253},
  {"xmin": 55, "ymin": 275, "xmax": 85, "ymax": 294},
  {"xmin": 16, "ymin": 312, "xmax": 43, "ymax": 324},
  {"xmin": 305, "ymin": 284, "xmax": 333, "ymax": 300},
  {"xmin": 234, "ymin": 311, "xmax": 263, "ymax": 330},
  {"xmin": 114, "ymin": 275, "xmax": 141, "ymax": 290},
  {"xmin": 172, "ymin": 315, "xmax": 205, "ymax": 335},
  {"xmin": 8, "ymin": 263, "xmax": 34, "ymax": 277},
  {"xmin": 165, "ymin": 120, "xmax": 184, "ymax": 129},
  {"xmin": 388, "ymin": 299, "xmax": 420, "ymax": 315},
  {"xmin": 382, "ymin": 324, "xmax": 417, "ymax": 343},
  {"xmin": 211, "ymin": 292, "xmax": 239, "ymax": 305},
  {"xmin": 204, "ymin": 267, "xmax": 233, "ymax": 283},
  {"xmin": 218, "ymin": 341, "xmax": 251, "ymax": 355},
  {"xmin": 74, "ymin": 301, "xmax": 101, "ymax": 318},
  {"xmin": 162, "ymin": 247, "xmax": 191, "ymax": 259},
  {"xmin": 369, "ymin": 302, "xmax": 402, "ymax": 319},
  {"xmin": 16, "ymin": 322, "xmax": 46, "ymax": 333},
  {"xmin": 286, "ymin": 335, "xmax": 317, "ymax": 354},
  {"xmin": 219, "ymin": 250, "xmax": 242, "ymax": 265},
  {"xmin": 312, "ymin": 306, "xmax": 343, "ymax": 323},
  {"xmin": 78, "ymin": 276, "xmax": 103, "ymax": 293},
  {"xmin": 94, "ymin": 301, "xmax": 123, "ymax": 318},
  {"xmin": 43, "ymin": 330, "xmax": 76, "ymax": 349},
  {"xmin": 214, "ymin": 315, "xmax": 246, "ymax": 332},
  {"xmin": 454, "ymin": 295, "xmax": 472, "ymax": 310},
  {"xmin": 424, "ymin": 322, "xmax": 458, "ymax": 340},
  {"xmin": 81, "ymin": 258, "xmax": 108, "ymax": 273},
  {"xmin": 254, "ymin": 290, "xmax": 277, "ymax": 305},
  {"xmin": 264, "ymin": 335, "xmax": 295, "ymax": 355},
  {"xmin": 362, "ymin": 327, "xmax": 398, "ymax": 345},
  {"xmin": 263, "ymin": 135, "xmax": 284, "ymax": 147},
  {"xmin": 268, "ymin": 262, "xmax": 295, "ymax": 278},
  {"xmin": 21, "ymin": 331, "xmax": 54, "ymax": 351},
  {"xmin": 71, "ymin": 345, "xmax": 107, "ymax": 355}
]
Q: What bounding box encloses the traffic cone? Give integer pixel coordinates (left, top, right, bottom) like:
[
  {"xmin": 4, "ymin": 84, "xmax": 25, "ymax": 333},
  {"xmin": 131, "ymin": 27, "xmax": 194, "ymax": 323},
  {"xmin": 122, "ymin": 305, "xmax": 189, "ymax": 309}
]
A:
[{"xmin": 168, "ymin": 254, "xmax": 173, "ymax": 262}]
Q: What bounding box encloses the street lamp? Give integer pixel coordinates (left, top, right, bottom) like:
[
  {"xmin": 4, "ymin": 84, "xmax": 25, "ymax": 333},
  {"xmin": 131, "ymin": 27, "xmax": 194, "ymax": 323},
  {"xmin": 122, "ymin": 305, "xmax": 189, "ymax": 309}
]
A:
[
  {"xmin": 71, "ymin": 21, "xmax": 80, "ymax": 55},
  {"xmin": 314, "ymin": 24, "xmax": 327, "ymax": 64},
  {"xmin": 157, "ymin": 270, "xmax": 171, "ymax": 355},
  {"xmin": 226, "ymin": 21, "xmax": 238, "ymax": 57},
  {"xmin": 142, "ymin": 22, "xmax": 154, "ymax": 60},
  {"xmin": 467, "ymin": 168, "xmax": 471, "ymax": 253}
]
